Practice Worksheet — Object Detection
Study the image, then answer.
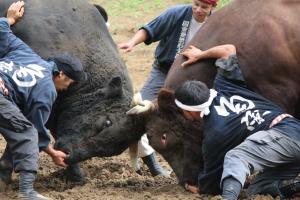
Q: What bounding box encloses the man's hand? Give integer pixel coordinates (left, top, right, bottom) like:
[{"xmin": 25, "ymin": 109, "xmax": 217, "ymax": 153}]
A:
[
  {"xmin": 184, "ymin": 183, "xmax": 200, "ymax": 193},
  {"xmin": 44, "ymin": 145, "xmax": 68, "ymax": 168},
  {"xmin": 118, "ymin": 41, "xmax": 135, "ymax": 53},
  {"xmin": 7, "ymin": 1, "xmax": 25, "ymax": 26},
  {"xmin": 181, "ymin": 45, "xmax": 203, "ymax": 67}
]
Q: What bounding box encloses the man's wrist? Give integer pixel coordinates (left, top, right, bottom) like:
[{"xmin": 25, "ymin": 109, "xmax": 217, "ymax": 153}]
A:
[
  {"xmin": 7, "ymin": 17, "xmax": 15, "ymax": 26},
  {"xmin": 44, "ymin": 145, "xmax": 55, "ymax": 156}
]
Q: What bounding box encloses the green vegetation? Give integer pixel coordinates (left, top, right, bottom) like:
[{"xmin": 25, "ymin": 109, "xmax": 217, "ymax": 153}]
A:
[
  {"xmin": 91, "ymin": 0, "xmax": 230, "ymax": 18},
  {"xmin": 217, "ymin": 0, "xmax": 231, "ymax": 8},
  {"xmin": 90, "ymin": 0, "xmax": 168, "ymax": 18}
]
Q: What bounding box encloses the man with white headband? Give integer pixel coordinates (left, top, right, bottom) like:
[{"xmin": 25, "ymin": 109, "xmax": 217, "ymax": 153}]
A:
[{"xmin": 175, "ymin": 44, "xmax": 300, "ymax": 199}]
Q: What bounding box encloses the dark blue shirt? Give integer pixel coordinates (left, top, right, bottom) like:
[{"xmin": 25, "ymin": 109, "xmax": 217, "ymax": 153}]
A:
[
  {"xmin": 0, "ymin": 18, "xmax": 57, "ymax": 151},
  {"xmin": 198, "ymin": 55, "xmax": 300, "ymax": 194},
  {"xmin": 141, "ymin": 5, "xmax": 193, "ymax": 72}
]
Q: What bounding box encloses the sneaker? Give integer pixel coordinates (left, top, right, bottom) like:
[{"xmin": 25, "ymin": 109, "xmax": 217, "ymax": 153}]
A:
[{"xmin": 18, "ymin": 191, "xmax": 52, "ymax": 200}]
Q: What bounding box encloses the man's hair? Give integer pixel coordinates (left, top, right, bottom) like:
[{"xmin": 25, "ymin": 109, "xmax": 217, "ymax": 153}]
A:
[{"xmin": 175, "ymin": 80, "xmax": 210, "ymax": 106}]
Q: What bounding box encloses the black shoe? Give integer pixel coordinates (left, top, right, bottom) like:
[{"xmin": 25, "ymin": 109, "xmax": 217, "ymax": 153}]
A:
[
  {"xmin": 278, "ymin": 177, "xmax": 300, "ymax": 199},
  {"xmin": 142, "ymin": 153, "xmax": 171, "ymax": 177}
]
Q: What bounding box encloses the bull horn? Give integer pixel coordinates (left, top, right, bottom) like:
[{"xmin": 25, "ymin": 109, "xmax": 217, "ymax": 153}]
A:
[{"xmin": 126, "ymin": 92, "xmax": 155, "ymax": 115}]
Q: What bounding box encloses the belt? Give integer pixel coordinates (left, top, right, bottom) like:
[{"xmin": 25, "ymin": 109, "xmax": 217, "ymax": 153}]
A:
[
  {"xmin": 0, "ymin": 78, "xmax": 8, "ymax": 96},
  {"xmin": 269, "ymin": 113, "xmax": 293, "ymax": 128}
]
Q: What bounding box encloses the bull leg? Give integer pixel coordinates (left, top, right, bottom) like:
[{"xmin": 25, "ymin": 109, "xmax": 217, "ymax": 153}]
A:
[
  {"xmin": 0, "ymin": 145, "xmax": 13, "ymax": 192},
  {"xmin": 64, "ymin": 163, "xmax": 86, "ymax": 185},
  {"xmin": 129, "ymin": 143, "xmax": 142, "ymax": 175}
]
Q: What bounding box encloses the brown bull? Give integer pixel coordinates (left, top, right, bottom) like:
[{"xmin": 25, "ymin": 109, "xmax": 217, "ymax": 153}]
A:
[{"xmin": 144, "ymin": 0, "xmax": 300, "ymax": 194}]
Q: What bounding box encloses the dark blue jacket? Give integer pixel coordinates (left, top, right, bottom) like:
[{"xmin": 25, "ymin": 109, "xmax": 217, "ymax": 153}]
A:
[
  {"xmin": 0, "ymin": 18, "xmax": 57, "ymax": 151},
  {"xmin": 141, "ymin": 5, "xmax": 193, "ymax": 72},
  {"xmin": 198, "ymin": 55, "xmax": 300, "ymax": 194}
]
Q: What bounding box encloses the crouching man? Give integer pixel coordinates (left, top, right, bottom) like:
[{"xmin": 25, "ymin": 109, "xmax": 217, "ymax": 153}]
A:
[
  {"xmin": 175, "ymin": 44, "xmax": 300, "ymax": 199},
  {"xmin": 0, "ymin": 1, "xmax": 87, "ymax": 199}
]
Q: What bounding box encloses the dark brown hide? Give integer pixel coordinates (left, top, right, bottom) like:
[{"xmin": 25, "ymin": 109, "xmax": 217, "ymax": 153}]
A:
[{"xmin": 148, "ymin": 0, "xmax": 300, "ymax": 194}]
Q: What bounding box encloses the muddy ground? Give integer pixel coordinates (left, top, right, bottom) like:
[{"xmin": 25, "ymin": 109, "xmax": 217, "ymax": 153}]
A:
[{"xmin": 0, "ymin": 0, "xmax": 291, "ymax": 199}]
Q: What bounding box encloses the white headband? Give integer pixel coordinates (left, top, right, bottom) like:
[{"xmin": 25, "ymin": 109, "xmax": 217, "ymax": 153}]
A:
[{"xmin": 175, "ymin": 89, "xmax": 218, "ymax": 117}]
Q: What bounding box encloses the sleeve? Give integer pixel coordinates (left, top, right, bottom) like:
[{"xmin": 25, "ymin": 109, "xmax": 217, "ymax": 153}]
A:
[
  {"xmin": 198, "ymin": 166, "xmax": 223, "ymax": 194},
  {"xmin": 26, "ymin": 86, "xmax": 57, "ymax": 151},
  {"xmin": 141, "ymin": 7, "xmax": 181, "ymax": 45},
  {"xmin": 215, "ymin": 55, "xmax": 245, "ymax": 83},
  {"xmin": 0, "ymin": 17, "xmax": 39, "ymax": 61},
  {"xmin": 0, "ymin": 18, "xmax": 11, "ymax": 57},
  {"xmin": 27, "ymin": 101, "xmax": 53, "ymax": 151},
  {"xmin": 197, "ymin": 141, "xmax": 224, "ymax": 194}
]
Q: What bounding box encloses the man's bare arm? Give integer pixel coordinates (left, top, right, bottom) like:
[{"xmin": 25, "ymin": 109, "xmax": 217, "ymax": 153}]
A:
[{"xmin": 181, "ymin": 45, "xmax": 236, "ymax": 67}]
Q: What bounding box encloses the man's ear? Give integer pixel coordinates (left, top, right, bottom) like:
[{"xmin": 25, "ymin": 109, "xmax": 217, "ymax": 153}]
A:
[{"xmin": 157, "ymin": 88, "xmax": 178, "ymax": 112}]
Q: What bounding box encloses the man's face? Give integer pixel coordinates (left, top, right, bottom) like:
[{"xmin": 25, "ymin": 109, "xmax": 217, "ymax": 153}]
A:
[
  {"xmin": 53, "ymin": 71, "xmax": 75, "ymax": 92},
  {"xmin": 182, "ymin": 110, "xmax": 202, "ymax": 121},
  {"xmin": 192, "ymin": 0, "xmax": 214, "ymax": 22}
]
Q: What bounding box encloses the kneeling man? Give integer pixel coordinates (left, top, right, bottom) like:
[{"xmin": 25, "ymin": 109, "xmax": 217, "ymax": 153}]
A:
[{"xmin": 175, "ymin": 44, "xmax": 300, "ymax": 199}]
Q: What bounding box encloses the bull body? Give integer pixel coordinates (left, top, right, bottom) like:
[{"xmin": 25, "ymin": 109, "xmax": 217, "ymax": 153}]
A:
[
  {"xmin": 147, "ymin": 0, "xmax": 300, "ymax": 193},
  {"xmin": 0, "ymin": 0, "xmax": 145, "ymax": 165}
]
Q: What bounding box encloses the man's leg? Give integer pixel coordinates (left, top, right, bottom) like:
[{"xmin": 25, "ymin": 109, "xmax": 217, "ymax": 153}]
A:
[
  {"xmin": 134, "ymin": 64, "xmax": 169, "ymax": 176},
  {"xmin": 221, "ymin": 129, "xmax": 300, "ymax": 200},
  {"xmin": 140, "ymin": 64, "xmax": 166, "ymax": 101},
  {"xmin": 0, "ymin": 96, "xmax": 50, "ymax": 199}
]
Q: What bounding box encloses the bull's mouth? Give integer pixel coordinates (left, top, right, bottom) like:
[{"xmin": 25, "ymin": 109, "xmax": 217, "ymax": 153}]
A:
[{"xmin": 63, "ymin": 151, "xmax": 73, "ymax": 164}]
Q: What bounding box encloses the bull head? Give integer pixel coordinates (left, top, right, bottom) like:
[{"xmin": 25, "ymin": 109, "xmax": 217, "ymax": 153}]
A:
[{"xmin": 128, "ymin": 88, "xmax": 204, "ymax": 186}]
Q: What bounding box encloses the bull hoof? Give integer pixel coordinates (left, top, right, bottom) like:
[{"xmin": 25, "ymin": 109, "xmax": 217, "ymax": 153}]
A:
[
  {"xmin": 0, "ymin": 178, "xmax": 7, "ymax": 192},
  {"xmin": 0, "ymin": 172, "xmax": 11, "ymax": 192},
  {"xmin": 64, "ymin": 164, "xmax": 86, "ymax": 185},
  {"xmin": 0, "ymin": 161, "xmax": 12, "ymax": 192}
]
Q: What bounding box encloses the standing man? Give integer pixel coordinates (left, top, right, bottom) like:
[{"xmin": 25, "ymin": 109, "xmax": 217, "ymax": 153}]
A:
[
  {"xmin": 174, "ymin": 44, "xmax": 300, "ymax": 198},
  {"xmin": 119, "ymin": 0, "xmax": 218, "ymax": 177},
  {"xmin": 0, "ymin": 1, "xmax": 87, "ymax": 199}
]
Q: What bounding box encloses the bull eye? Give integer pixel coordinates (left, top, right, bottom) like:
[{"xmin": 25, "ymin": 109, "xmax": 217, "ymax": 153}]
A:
[{"xmin": 104, "ymin": 119, "xmax": 112, "ymax": 128}]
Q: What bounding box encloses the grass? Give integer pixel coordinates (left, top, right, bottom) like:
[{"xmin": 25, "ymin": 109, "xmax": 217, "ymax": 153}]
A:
[
  {"xmin": 90, "ymin": 0, "xmax": 168, "ymax": 18},
  {"xmin": 91, "ymin": 0, "xmax": 231, "ymax": 19}
]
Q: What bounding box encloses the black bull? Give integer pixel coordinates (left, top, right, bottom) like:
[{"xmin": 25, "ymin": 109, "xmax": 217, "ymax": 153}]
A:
[
  {"xmin": 0, "ymin": 0, "xmax": 146, "ymax": 165},
  {"xmin": 146, "ymin": 0, "xmax": 300, "ymax": 194}
]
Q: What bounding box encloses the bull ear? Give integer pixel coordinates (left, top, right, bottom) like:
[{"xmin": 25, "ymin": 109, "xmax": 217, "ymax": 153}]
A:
[
  {"xmin": 157, "ymin": 88, "xmax": 176, "ymax": 112},
  {"xmin": 107, "ymin": 76, "xmax": 122, "ymax": 97},
  {"xmin": 109, "ymin": 76, "xmax": 122, "ymax": 88}
]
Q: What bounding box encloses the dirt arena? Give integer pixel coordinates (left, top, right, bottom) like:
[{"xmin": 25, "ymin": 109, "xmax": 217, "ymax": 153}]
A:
[{"xmin": 0, "ymin": 0, "xmax": 291, "ymax": 199}]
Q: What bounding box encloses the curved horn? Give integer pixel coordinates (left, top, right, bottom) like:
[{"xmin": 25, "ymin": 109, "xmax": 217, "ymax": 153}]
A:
[{"xmin": 126, "ymin": 92, "xmax": 155, "ymax": 115}]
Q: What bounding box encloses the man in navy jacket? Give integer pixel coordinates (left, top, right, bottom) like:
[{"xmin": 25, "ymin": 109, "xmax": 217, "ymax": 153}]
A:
[
  {"xmin": 119, "ymin": 0, "xmax": 218, "ymax": 178},
  {"xmin": 0, "ymin": 1, "xmax": 87, "ymax": 199},
  {"xmin": 175, "ymin": 44, "xmax": 300, "ymax": 198}
]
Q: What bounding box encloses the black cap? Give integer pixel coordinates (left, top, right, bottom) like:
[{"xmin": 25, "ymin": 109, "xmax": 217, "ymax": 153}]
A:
[{"xmin": 51, "ymin": 52, "xmax": 87, "ymax": 82}]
